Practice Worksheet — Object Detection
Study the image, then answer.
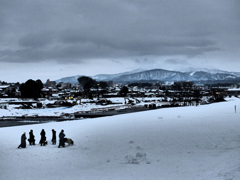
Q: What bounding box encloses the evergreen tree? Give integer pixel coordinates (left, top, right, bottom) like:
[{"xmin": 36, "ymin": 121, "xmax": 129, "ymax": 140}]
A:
[
  {"xmin": 119, "ymin": 86, "xmax": 129, "ymax": 97},
  {"xmin": 77, "ymin": 76, "xmax": 96, "ymax": 98},
  {"xmin": 19, "ymin": 79, "xmax": 43, "ymax": 99}
]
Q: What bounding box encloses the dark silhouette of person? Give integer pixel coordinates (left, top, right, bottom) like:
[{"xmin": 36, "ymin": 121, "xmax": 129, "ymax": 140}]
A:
[
  {"xmin": 28, "ymin": 129, "xmax": 35, "ymax": 145},
  {"xmin": 58, "ymin": 129, "xmax": 65, "ymax": 148},
  {"xmin": 40, "ymin": 129, "xmax": 47, "ymax": 146},
  {"xmin": 51, "ymin": 129, "xmax": 56, "ymax": 145},
  {"xmin": 18, "ymin": 132, "xmax": 27, "ymax": 148}
]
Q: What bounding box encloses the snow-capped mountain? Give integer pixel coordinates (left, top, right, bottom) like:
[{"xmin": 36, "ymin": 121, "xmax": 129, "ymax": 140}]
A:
[
  {"xmin": 112, "ymin": 69, "xmax": 190, "ymax": 82},
  {"xmin": 108, "ymin": 68, "xmax": 239, "ymax": 82},
  {"xmin": 56, "ymin": 75, "xmax": 82, "ymax": 84},
  {"xmin": 186, "ymin": 71, "xmax": 237, "ymax": 81},
  {"xmin": 55, "ymin": 69, "xmax": 146, "ymax": 84},
  {"xmin": 92, "ymin": 69, "xmax": 146, "ymax": 81},
  {"xmin": 55, "ymin": 68, "xmax": 240, "ymax": 84},
  {"xmin": 181, "ymin": 67, "xmax": 229, "ymax": 74},
  {"xmin": 182, "ymin": 68, "xmax": 240, "ymax": 77}
]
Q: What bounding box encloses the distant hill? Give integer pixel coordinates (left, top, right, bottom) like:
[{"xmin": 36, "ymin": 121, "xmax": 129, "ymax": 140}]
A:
[
  {"xmin": 55, "ymin": 75, "xmax": 83, "ymax": 84},
  {"xmin": 55, "ymin": 68, "xmax": 240, "ymax": 84}
]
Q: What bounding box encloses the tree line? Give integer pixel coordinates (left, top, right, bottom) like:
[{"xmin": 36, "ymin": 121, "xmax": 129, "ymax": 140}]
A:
[
  {"xmin": 17, "ymin": 77, "xmax": 226, "ymax": 102},
  {"xmin": 18, "ymin": 77, "xmax": 113, "ymax": 99}
]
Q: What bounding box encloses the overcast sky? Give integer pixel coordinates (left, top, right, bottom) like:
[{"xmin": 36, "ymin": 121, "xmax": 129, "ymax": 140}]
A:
[{"xmin": 0, "ymin": 0, "xmax": 240, "ymax": 83}]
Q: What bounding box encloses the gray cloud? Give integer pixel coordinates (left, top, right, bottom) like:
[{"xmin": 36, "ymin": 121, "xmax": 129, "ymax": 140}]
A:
[
  {"xmin": 0, "ymin": 0, "xmax": 239, "ymax": 67},
  {"xmin": 165, "ymin": 59, "xmax": 189, "ymax": 66}
]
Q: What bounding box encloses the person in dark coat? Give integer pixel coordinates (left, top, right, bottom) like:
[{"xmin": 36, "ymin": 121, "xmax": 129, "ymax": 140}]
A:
[
  {"xmin": 18, "ymin": 132, "xmax": 27, "ymax": 148},
  {"xmin": 40, "ymin": 129, "xmax": 47, "ymax": 146},
  {"xmin": 28, "ymin": 129, "xmax": 35, "ymax": 145},
  {"xmin": 51, "ymin": 129, "xmax": 56, "ymax": 145},
  {"xmin": 58, "ymin": 129, "xmax": 65, "ymax": 148}
]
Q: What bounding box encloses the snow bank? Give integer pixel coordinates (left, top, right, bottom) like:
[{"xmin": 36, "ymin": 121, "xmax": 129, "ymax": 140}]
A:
[{"xmin": 0, "ymin": 98, "xmax": 240, "ymax": 180}]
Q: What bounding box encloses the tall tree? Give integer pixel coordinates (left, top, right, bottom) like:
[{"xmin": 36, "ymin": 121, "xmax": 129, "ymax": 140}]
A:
[
  {"xmin": 119, "ymin": 86, "xmax": 129, "ymax": 97},
  {"xmin": 96, "ymin": 81, "xmax": 109, "ymax": 99},
  {"xmin": 77, "ymin": 76, "xmax": 96, "ymax": 98},
  {"xmin": 98, "ymin": 81, "xmax": 108, "ymax": 89},
  {"xmin": 19, "ymin": 79, "xmax": 43, "ymax": 99}
]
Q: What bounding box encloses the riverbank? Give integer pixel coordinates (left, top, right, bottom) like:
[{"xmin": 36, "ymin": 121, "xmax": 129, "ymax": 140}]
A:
[
  {"xmin": 0, "ymin": 96, "xmax": 216, "ymax": 128},
  {"xmin": 0, "ymin": 105, "xmax": 159, "ymax": 127},
  {"xmin": 0, "ymin": 116, "xmax": 77, "ymax": 128}
]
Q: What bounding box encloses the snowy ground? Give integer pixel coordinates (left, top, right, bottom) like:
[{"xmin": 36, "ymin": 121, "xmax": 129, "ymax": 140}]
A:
[
  {"xmin": 1, "ymin": 98, "xmax": 240, "ymax": 180},
  {"xmin": 0, "ymin": 97, "xmax": 162, "ymax": 118}
]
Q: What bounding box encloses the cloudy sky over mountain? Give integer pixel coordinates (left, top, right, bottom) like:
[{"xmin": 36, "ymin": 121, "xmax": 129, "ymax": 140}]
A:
[{"xmin": 0, "ymin": 0, "xmax": 240, "ymax": 82}]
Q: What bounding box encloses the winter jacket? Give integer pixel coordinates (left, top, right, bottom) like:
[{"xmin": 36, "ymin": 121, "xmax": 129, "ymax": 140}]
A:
[
  {"xmin": 59, "ymin": 131, "xmax": 65, "ymax": 146},
  {"xmin": 40, "ymin": 130, "xmax": 46, "ymax": 143},
  {"xmin": 52, "ymin": 130, "xmax": 56, "ymax": 141},
  {"xmin": 29, "ymin": 131, "xmax": 35, "ymax": 141},
  {"xmin": 20, "ymin": 134, "xmax": 27, "ymax": 148},
  {"xmin": 59, "ymin": 131, "xmax": 65, "ymax": 140}
]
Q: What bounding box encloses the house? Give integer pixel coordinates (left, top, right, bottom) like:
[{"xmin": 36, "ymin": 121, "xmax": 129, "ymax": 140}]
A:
[
  {"xmin": 42, "ymin": 87, "xmax": 59, "ymax": 98},
  {"xmin": 0, "ymin": 85, "xmax": 10, "ymax": 97},
  {"xmin": 226, "ymin": 88, "xmax": 240, "ymax": 96},
  {"xmin": 45, "ymin": 79, "xmax": 56, "ymax": 88}
]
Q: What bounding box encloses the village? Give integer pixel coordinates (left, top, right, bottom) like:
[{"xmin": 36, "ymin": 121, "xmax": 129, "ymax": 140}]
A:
[{"xmin": 1, "ymin": 78, "xmax": 240, "ymax": 122}]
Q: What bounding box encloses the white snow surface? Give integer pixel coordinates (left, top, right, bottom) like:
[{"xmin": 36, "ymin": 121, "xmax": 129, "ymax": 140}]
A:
[
  {"xmin": 1, "ymin": 98, "xmax": 240, "ymax": 180},
  {"xmin": 0, "ymin": 98, "xmax": 153, "ymax": 117}
]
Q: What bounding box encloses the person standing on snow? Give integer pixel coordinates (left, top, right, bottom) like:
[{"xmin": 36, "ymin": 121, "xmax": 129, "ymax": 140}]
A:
[
  {"xmin": 58, "ymin": 129, "xmax": 65, "ymax": 148},
  {"xmin": 40, "ymin": 129, "xmax": 47, "ymax": 146},
  {"xmin": 18, "ymin": 132, "xmax": 27, "ymax": 149},
  {"xmin": 28, "ymin": 129, "xmax": 35, "ymax": 145},
  {"xmin": 51, "ymin": 129, "xmax": 56, "ymax": 145}
]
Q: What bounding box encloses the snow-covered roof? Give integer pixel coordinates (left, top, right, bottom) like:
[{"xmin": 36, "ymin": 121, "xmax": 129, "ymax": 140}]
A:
[
  {"xmin": 42, "ymin": 88, "xmax": 49, "ymax": 91},
  {"xmin": 145, "ymin": 93, "xmax": 155, "ymax": 95},
  {"xmin": 52, "ymin": 94, "xmax": 59, "ymax": 97},
  {"xmin": 227, "ymin": 88, "xmax": 240, "ymax": 91},
  {"xmin": 0, "ymin": 85, "xmax": 9, "ymax": 89}
]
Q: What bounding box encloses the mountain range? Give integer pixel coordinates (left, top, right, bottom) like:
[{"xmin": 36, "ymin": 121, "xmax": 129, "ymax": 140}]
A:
[{"xmin": 56, "ymin": 68, "xmax": 240, "ymax": 84}]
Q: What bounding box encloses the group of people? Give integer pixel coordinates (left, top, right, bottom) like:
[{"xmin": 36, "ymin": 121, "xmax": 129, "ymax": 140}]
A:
[{"xmin": 18, "ymin": 129, "xmax": 66, "ymax": 148}]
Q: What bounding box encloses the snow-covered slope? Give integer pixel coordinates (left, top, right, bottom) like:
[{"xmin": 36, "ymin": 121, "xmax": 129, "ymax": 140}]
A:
[
  {"xmin": 92, "ymin": 69, "xmax": 146, "ymax": 81},
  {"xmin": 55, "ymin": 69, "xmax": 146, "ymax": 83},
  {"xmin": 55, "ymin": 75, "xmax": 82, "ymax": 84},
  {"xmin": 113, "ymin": 69, "xmax": 190, "ymax": 82},
  {"xmin": 182, "ymin": 67, "xmax": 231, "ymax": 74},
  {"xmin": 114, "ymin": 69, "xmax": 239, "ymax": 82},
  {"xmin": 1, "ymin": 98, "xmax": 240, "ymax": 180}
]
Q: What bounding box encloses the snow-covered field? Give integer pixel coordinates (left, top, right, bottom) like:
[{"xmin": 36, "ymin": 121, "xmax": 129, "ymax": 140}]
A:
[
  {"xmin": 0, "ymin": 97, "xmax": 161, "ymax": 118},
  {"xmin": 1, "ymin": 97, "xmax": 240, "ymax": 180}
]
